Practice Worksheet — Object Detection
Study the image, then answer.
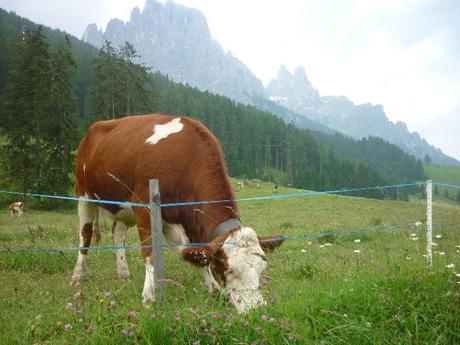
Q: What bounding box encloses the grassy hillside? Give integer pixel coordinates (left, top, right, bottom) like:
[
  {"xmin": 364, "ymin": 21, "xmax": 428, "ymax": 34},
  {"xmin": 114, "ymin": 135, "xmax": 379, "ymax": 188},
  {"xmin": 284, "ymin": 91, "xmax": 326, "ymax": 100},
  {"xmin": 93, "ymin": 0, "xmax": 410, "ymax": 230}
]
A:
[
  {"xmin": 1, "ymin": 181, "xmax": 459, "ymax": 344},
  {"xmin": 424, "ymin": 163, "xmax": 460, "ymax": 185},
  {"xmin": 424, "ymin": 163, "xmax": 460, "ymax": 203}
]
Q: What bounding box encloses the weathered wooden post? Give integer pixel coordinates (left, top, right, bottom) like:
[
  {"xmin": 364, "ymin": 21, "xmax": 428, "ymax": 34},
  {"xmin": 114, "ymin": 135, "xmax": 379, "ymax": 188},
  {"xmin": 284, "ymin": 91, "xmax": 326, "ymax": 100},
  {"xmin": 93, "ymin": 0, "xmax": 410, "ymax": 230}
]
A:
[
  {"xmin": 426, "ymin": 179, "xmax": 433, "ymax": 268},
  {"xmin": 149, "ymin": 179, "xmax": 166, "ymax": 304}
]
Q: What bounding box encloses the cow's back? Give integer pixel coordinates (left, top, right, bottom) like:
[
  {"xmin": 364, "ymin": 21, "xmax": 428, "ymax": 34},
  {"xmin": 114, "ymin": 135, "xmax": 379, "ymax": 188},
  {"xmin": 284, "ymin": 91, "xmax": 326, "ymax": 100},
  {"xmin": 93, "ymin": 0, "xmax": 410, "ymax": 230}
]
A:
[{"xmin": 75, "ymin": 114, "xmax": 235, "ymax": 221}]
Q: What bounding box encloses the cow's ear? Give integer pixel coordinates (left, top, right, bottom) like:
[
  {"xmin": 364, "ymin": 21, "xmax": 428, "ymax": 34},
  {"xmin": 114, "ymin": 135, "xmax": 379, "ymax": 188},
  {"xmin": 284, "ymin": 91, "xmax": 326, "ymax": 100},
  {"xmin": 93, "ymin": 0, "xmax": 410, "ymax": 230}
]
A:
[
  {"xmin": 181, "ymin": 246, "xmax": 213, "ymax": 267},
  {"xmin": 258, "ymin": 235, "xmax": 285, "ymax": 252}
]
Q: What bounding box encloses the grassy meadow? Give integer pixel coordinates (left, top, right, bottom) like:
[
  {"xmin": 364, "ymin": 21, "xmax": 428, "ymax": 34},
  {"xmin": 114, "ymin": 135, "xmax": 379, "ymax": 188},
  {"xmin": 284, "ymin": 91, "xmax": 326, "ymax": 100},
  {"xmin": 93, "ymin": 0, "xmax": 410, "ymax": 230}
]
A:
[
  {"xmin": 424, "ymin": 163, "xmax": 460, "ymax": 203},
  {"xmin": 1, "ymin": 181, "xmax": 460, "ymax": 344}
]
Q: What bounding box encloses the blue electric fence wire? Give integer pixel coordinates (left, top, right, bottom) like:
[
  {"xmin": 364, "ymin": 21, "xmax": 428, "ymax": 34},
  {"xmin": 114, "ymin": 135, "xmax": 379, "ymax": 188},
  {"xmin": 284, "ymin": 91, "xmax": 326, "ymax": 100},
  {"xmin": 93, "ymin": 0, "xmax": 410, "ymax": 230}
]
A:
[
  {"xmin": 0, "ymin": 190, "xmax": 149, "ymax": 208},
  {"xmin": 3, "ymin": 223, "xmax": 458, "ymax": 254},
  {"xmin": 433, "ymin": 182, "xmax": 460, "ymax": 190},
  {"xmin": 0, "ymin": 181, "xmax": 425, "ymax": 209},
  {"xmin": 0, "ymin": 180, "xmax": 457, "ymax": 255}
]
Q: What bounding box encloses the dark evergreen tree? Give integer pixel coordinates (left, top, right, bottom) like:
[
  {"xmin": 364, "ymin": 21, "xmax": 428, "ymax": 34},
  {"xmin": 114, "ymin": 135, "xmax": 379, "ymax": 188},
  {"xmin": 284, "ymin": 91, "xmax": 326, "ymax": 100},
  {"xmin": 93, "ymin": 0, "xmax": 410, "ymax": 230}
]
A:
[
  {"xmin": 119, "ymin": 42, "xmax": 153, "ymax": 116},
  {"xmin": 1, "ymin": 26, "xmax": 51, "ymax": 193},
  {"xmin": 90, "ymin": 41, "xmax": 153, "ymax": 120},
  {"xmin": 44, "ymin": 36, "xmax": 78, "ymax": 196},
  {"xmin": 90, "ymin": 41, "xmax": 120, "ymax": 119}
]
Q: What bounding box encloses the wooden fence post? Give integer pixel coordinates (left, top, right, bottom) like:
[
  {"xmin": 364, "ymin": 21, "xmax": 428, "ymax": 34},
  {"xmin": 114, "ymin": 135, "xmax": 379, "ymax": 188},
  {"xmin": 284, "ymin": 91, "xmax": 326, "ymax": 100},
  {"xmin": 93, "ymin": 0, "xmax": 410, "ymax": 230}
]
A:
[{"xmin": 149, "ymin": 179, "xmax": 165, "ymax": 304}]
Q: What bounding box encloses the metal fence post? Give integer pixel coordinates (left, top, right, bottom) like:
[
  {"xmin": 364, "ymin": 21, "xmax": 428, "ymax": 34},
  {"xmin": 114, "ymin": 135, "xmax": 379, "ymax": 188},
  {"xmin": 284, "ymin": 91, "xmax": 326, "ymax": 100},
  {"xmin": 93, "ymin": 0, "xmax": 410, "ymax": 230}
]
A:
[
  {"xmin": 426, "ymin": 179, "xmax": 433, "ymax": 268},
  {"xmin": 149, "ymin": 179, "xmax": 165, "ymax": 304}
]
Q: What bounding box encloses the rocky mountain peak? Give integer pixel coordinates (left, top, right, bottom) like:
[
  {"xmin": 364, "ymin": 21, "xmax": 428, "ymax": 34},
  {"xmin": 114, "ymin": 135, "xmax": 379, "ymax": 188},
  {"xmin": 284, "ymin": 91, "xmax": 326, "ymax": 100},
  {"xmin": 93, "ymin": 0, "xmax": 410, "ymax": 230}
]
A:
[
  {"xmin": 82, "ymin": 23, "xmax": 103, "ymax": 46},
  {"xmin": 130, "ymin": 6, "xmax": 142, "ymax": 22},
  {"xmin": 82, "ymin": 0, "xmax": 265, "ymax": 103},
  {"xmin": 267, "ymin": 65, "xmax": 320, "ymax": 113}
]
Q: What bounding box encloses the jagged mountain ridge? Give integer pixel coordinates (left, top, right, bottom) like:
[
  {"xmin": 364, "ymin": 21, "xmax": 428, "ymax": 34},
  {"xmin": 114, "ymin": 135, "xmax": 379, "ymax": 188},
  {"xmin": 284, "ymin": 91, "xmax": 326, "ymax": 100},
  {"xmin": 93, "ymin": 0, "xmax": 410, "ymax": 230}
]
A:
[
  {"xmin": 82, "ymin": 0, "xmax": 458, "ymax": 166},
  {"xmin": 267, "ymin": 66, "xmax": 459, "ymax": 166},
  {"xmin": 83, "ymin": 0, "xmax": 266, "ymax": 105}
]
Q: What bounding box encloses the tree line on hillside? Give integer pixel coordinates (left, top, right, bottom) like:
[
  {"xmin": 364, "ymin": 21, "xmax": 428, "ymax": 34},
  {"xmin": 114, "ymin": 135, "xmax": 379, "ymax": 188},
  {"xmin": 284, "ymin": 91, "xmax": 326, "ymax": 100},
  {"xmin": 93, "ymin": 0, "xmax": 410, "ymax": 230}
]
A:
[
  {"xmin": 0, "ymin": 18, "xmax": 427, "ymax": 206},
  {"xmin": 312, "ymin": 132, "xmax": 425, "ymax": 182}
]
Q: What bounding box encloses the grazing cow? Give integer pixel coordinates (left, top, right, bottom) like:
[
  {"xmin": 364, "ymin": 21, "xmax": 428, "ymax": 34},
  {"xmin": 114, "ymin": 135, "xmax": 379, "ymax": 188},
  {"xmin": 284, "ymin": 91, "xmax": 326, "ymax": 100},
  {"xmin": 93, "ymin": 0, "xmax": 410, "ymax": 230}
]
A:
[
  {"xmin": 9, "ymin": 202, "xmax": 24, "ymax": 217},
  {"xmin": 71, "ymin": 114, "xmax": 284, "ymax": 313},
  {"xmin": 236, "ymin": 181, "xmax": 245, "ymax": 191}
]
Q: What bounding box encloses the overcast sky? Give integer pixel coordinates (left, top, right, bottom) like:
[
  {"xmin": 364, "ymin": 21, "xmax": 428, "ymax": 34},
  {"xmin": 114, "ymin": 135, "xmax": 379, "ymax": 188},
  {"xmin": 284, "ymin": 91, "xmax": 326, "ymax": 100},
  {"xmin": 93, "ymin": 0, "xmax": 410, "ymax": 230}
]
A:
[{"xmin": 1, "ymin": 0, "xmax": 459, "ymax": 161}]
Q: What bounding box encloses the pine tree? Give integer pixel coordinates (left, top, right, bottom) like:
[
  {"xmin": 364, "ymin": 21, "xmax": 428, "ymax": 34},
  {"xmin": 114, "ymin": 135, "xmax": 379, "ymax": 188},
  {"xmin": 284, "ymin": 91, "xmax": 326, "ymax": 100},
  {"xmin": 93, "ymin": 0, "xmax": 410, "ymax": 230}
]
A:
[
  {"xmin": 1, "ymin": 26, "xmax": 51, "ymax": 193},
  {"xmin": 90, "ymin": 41, "xmax": 153, "ymax": 119},
  {"xmin": 1, "ymin": 28, "xmax": 78, "ymax": 205},
  {"xmin": 119, "ymin": 41, "xmax": 152, "ymax": 116},
  {"xmin": 90, "ymin": 41, "xmax": 120, "ymax": 119},
  {"xmin": 44, "ymin": 35, "xmax": 78, "ymax": 196}
]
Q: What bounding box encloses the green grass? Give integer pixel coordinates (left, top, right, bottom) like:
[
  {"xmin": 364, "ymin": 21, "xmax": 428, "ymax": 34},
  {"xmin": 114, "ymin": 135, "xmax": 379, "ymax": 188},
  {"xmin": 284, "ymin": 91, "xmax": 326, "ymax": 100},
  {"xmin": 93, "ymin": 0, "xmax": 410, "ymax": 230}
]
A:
[
  {"xmin": 424, "ymin": 163, "xmax": 460, "ymax": 204},
  {"xmin": 424, "ymin": 163, "xmax": 460, "ymax": 185},
  {"xmin": 1, "ymin": 181, "xmax": 460, "ymax": 344}
]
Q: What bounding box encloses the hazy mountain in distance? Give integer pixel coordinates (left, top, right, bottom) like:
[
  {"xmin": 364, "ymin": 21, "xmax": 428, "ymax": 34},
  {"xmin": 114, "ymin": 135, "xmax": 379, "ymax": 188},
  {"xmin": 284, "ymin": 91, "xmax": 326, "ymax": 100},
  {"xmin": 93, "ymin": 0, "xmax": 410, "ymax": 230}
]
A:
[
  {"xmin": 83, "ymin": 0, "xmax": 266, "ymax": 105},
  {"xmin": 267, "ymin": 66, "xmax": 459, "ymax": 166}
]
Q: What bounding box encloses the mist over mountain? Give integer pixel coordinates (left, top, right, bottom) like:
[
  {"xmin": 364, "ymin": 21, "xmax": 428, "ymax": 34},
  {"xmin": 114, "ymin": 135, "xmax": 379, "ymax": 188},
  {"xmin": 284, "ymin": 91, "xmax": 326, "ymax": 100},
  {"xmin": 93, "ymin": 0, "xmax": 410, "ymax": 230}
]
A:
[{"xmin": 82, "ymin": 0, "xmax": 458, "ymax": 166}]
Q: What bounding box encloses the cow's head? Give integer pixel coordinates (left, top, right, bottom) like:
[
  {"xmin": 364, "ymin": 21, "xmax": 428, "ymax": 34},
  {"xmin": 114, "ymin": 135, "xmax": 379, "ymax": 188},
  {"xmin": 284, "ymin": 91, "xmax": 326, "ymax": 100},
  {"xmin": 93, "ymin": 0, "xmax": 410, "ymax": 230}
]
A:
[{"xmin": 182, "ymin": 226, "xmax": 284, "ymax": 313}]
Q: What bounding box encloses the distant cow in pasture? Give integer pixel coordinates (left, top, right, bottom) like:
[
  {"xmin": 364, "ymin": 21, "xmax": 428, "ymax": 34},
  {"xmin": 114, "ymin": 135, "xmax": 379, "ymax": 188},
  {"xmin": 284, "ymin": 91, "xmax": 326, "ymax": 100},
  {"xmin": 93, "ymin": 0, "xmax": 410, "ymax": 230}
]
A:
[
  {"xmin": 71, "ymin": 114, "xmax": 284, "ymax": 313},
  {"xmin": 243, "ymin": 179, "xmax": 261, "ymax": 189},
  {"xmin": 9, "ymin": 202, "xmax": 24, "ymax": 217},
  {"xmin": 236, "ymin": 181, "xmax": 245, "ymax": 191}
]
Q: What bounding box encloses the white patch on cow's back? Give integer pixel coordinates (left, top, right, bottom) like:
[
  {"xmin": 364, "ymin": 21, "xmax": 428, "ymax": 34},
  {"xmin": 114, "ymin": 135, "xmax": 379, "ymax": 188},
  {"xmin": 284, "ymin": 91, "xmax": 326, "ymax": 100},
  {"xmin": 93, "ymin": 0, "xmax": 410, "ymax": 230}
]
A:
[
  {"xmin": 145, "ymin": 117, "xmax": 184, "ymax": 145},
  {"xmin": 222, "ymin": 226, "xmax": 267, "ymax": 313}
]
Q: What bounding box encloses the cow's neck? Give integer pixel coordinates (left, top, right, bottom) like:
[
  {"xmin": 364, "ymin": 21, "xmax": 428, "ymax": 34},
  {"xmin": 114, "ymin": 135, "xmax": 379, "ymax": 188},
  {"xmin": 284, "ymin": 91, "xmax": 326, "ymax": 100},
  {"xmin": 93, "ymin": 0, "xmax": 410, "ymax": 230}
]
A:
[{"xmin": 194, "ymin": 200, "xmax": 239, "ymax": 242}]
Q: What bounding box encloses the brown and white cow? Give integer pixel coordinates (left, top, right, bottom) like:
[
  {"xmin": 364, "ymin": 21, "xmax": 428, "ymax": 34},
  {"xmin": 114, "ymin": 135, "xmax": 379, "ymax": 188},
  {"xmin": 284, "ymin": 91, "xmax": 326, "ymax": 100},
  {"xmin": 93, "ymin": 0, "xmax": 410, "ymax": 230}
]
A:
[
  {"xmin": 70, "ymin": 114, "xmax": 283, "ymax": 313},
  {"xmin": 9, "ymin": 202, "xmax": 24, "ymax": 216}
]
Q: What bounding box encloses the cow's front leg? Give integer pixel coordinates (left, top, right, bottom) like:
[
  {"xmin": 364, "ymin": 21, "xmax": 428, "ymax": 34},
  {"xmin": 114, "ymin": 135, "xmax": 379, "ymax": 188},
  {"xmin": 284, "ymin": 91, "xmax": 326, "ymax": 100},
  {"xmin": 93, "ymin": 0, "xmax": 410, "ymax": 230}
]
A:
[
  {"xmin": 133, "ymin": 207, "xmax": 156, "ymax": 306},
  {"xmin": 142, "ymin": 256, "xmax": 155, "ymax": 307},
  {"xmin": 203, "ymin": 265, "xmax": 220, "ymax": 294},
  {"xmin": 112, "ymin": 221, "xmax": 130, "ymax": 279},
  {"xmin": 71, "ymin": 199, "xmax": 97, "ymax": 285},
  {"xmin": 140, "ymin": 224, "xmax": 155, "ymax": 306}
]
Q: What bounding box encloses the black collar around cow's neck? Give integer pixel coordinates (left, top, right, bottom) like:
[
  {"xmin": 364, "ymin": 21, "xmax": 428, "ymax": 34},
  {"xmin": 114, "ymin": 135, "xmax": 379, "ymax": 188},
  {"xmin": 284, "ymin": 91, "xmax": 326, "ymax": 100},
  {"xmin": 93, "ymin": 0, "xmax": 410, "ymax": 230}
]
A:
[{"xmin": 211, "ymin": 218, "xmax": 242, "ymax": 240}]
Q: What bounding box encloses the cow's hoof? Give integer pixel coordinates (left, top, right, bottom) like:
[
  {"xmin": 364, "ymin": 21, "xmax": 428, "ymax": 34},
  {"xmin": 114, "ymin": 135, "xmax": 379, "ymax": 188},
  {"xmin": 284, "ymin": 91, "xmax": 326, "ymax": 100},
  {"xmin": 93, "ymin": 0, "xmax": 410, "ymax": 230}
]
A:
[
  {"xmin": 71, "ymin": 267, "xmax": 86, "ymax": 285},
  {"xmin": 117, "ymin": 268, "xmax": 130, "ymax": 280},
  {"xmin": 142, "ymin": 298, "xmax": 155, "ymax": 308},
  {"xmin": 70, "ymin": 274, "xmax": 85, "ymax": 286}
]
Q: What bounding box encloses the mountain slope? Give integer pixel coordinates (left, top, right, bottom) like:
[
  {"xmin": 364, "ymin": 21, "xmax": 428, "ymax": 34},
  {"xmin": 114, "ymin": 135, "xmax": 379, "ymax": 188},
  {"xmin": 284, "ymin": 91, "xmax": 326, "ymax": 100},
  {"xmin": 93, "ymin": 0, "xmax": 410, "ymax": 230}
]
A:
[{"xmin": 267, "ymin": 66, "xmax": 459, "ymax": 166}]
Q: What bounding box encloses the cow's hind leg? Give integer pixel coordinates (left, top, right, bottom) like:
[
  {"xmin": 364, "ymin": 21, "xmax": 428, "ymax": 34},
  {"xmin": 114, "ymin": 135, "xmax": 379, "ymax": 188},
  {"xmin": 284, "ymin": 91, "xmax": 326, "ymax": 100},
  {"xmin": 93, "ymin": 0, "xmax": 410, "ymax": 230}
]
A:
[
  {"xmin": 71, "ymin": 199, "xmax": 97, "ymax": 285},
  {"xmin": 91, "ymin": 208, "xmax": 102, "ymax": 246},
  {"xmin": 112, "ymin": 220, "xmax": 130, "ymax": 279}
]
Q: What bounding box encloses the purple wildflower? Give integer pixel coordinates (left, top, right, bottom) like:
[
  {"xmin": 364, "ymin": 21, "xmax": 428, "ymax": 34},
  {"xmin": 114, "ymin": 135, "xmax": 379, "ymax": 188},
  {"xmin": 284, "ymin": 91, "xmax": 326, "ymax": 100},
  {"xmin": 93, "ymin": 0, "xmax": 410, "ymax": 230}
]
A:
[{"xmin": 128, "ymin": 310, "xmax": 138, "ymax": 322}]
